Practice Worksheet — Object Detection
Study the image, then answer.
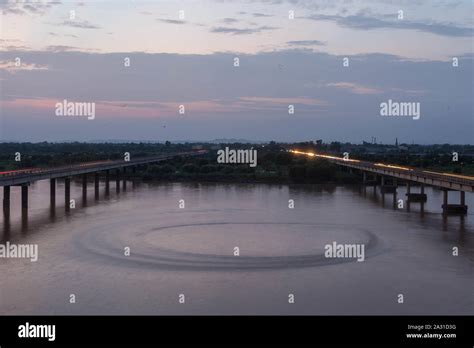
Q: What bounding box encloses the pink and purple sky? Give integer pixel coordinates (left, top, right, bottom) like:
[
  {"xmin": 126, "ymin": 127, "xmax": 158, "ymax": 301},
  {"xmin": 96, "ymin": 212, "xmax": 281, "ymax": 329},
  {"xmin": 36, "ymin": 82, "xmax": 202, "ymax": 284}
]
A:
[{"xmin": 1, "ymin": 0, "xmax": 473, "ymax": 143}]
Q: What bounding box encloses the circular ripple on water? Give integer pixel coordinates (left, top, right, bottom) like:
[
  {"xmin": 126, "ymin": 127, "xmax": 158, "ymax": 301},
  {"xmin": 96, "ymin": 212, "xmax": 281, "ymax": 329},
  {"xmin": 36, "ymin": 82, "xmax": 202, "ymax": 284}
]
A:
[{"xmin": 73, "ymin": 221, "xmax": 385, "ymax": 271}]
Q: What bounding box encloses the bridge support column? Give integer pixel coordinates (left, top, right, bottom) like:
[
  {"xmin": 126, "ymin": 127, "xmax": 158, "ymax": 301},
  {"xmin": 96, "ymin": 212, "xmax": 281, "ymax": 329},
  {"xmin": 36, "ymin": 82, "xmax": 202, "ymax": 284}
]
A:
[
  {"xmin": 442, "ymin": 190, "xmax": 468, "ymax": 215},
  {"xmin": 393, "ymin": 187, "xmax": 397, "ymax": 209},
  {"xmin": 373, "ymin": 175, "xmax": 377, "ymax": 195},
  {"xmin": 443, "ymin": 189, "xmax": 448, "ymax": 214},
  {"xmin": 21, "ymin": 185, "xmax": 28, "ymax": 211},
  {"xmin": 94, "ymin": 173, "xmax": 99, "ymax": 200},
  {"xmin": 105, "ymin": 170, "xmax": 110, "ymax": 195},
  {"xmin": 3, "ymin": 186, "xmax": 10, "ymax": 214},
  {"xmin": 82, "ymin": 174, "xmax": 87, "ymax": 203},
  {"xmin": 50, "ymin": 179, "xmax": 56, "ymax": 207},
  {"xmin": 65, "ymin": 177, "xmax": 71, "ymax": 211},
  {"xmin": 116, "ymin": 169, "xmax": 120, "ymax": 193},
  {"xmin": 406, "ymin": 182, "xmax": 411, "ymax": 211},
  {"xmin": 392, "ymin": 179, "xmax": 398, "ymax": 209},
  {"xmin": 123, "ymin": 167, "xmax": 127, "ymax": 190},
  {"xmin": 420, "ymin": 184, "xmax": 425, "ymax": 214}
]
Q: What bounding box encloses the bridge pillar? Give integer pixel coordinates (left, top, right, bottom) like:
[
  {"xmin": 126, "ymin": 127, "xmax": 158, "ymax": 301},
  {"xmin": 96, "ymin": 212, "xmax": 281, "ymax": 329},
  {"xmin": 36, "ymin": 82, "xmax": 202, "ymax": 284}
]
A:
[
  {"xmin": 393, "ymin": 186, "xmax": 397, "ymax": 208},
  {"xmin": 116, "ymin": 169, "xmax": 120, "ymax": 193},
  {"xmin": 94, "ymin": 172, "xmax": 99, "ymax": 200},
  {"xmin": 3, "ymin": 186, "xmax": 10, "ymax": 214},
  {"xmin": 123, "ymin": 167, "xmax": 127, "ymax": 190},
  {"xmin": 105, "ymin": 170, "xmax": 110, "ymax": 195},
  {"xmin": 443, "ymin": 189, "xmax": 448, "ymax": 211},
  {"xmin": 50, "ymin": 178, "xmax": 56, "ymax": 207},
  {"xmin": 82, "ymin": 174, "xmax": 87, "ymax": 202},
  {"xmin": 420, "ymin": 184, "xmax": 425, "ymax": 214},
  {"xmin": 65, "ymin": 177, "xmax": 71, "ymax": 211},
  {"xmin": 21, "ymin": 185, "xmax": 28, "ymax": 211},
  {"xmin": 373, "ymin": 175, "xmax": 377, "ymax": 195},
  {"xmin": 406, "ymin": 182, "xmax": 411, "ymax": 211},
  {"xmin": 442, "ymin": 190, "xmax": 468, "ymax": 215}
]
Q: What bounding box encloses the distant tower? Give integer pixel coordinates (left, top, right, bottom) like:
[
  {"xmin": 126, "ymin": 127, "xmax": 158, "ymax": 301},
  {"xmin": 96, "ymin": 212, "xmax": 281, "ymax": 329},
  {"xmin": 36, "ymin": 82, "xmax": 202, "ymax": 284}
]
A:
[{"xmin": 395, "ymin": 138, "xmax": 398, "ymax": 147}]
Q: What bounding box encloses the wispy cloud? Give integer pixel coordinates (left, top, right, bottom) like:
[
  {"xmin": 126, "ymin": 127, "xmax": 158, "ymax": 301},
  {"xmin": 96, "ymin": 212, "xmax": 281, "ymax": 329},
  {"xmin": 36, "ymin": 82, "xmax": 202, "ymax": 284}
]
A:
[
  {"xmin": 210, "ymin": 26, "xmax": 278, "ymax": 35},
  {"xmin": 326, "ymin": 82, "xmax": 383, "ymax": 95},
  {"xmin": 45, "ymin": 45, "xmax": 82, "ymax": 53},
  {"xmin": 253, "ymin": 13, "xmax": 273, "ymax": 18},
  {"xmin": 306, "ymin": 13, "xmax": 474, "ymax": 37},
  {"xmin": 239, "ymin": 96, "xmax": 327, "ymax": 106},
  {"xmin": 287, "ymin": 40, "xmax": 326, "ymax": 46},
  {"xmin": 0, "ymin": 60, "xmax": 49, "ymax": 73},
  {"xmin": 157, "ymin": 18, "xmax": 185, "ymax": 25},
  {"xmin": 222, "ymin": 18, "xmax": 239, "ymax": 24},
  {"xmin": 1, "ymin": 0, "xmax": 62, "ymax": 16},
  {"xmin": 58, "ymin": 19, "xmax": 100, "ymax": 29}
]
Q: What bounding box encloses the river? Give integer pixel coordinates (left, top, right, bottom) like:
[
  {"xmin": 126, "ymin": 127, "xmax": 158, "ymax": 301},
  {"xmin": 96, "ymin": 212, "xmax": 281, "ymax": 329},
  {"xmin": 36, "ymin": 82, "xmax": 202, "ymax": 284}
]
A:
[{"xmin": 0, "ymin": 180, "xmax": 473, "ymax": 314}]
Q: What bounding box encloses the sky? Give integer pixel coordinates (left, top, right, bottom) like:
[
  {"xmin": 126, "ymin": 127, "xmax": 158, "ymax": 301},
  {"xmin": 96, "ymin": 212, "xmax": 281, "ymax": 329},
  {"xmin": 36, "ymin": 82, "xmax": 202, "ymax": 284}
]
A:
[{"xmin": 0, "ymin": 0, "xmax": 473, "ymax": 143}]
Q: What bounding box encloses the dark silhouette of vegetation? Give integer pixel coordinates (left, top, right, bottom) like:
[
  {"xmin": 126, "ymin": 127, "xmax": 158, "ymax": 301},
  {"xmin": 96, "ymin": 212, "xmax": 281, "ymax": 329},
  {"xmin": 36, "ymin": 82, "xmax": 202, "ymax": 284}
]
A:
[{"xmin": 0, "ymin": 141, "xmax": 472, "ymax": 185}]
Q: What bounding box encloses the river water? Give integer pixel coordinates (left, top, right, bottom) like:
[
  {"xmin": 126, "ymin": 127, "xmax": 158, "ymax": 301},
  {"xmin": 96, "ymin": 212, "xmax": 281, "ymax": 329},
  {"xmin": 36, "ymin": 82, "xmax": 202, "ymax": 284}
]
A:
[{"xmin": 0, "ymin": 180, "xmax": 473, "ymax": 314}]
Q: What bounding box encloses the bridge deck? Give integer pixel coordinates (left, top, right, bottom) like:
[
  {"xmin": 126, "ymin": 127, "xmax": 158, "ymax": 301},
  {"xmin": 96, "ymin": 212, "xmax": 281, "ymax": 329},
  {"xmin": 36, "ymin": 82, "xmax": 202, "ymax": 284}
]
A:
[
  {"xmin": 290, "ymin": 150, "xmax": 474, "ymax": 193},
  {"xmin": 0, "ymin": 151, "xmax": 206, "ymax": 187}
]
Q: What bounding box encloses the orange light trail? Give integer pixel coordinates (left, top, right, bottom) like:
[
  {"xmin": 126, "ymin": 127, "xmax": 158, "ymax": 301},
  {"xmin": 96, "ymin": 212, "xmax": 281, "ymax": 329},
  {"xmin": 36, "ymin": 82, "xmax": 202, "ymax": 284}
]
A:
[
  {"xmin": 290, "ymin": 149, "xmax": 474, "ymax": 180},
  {"xmin": 289, "ymin": 150, "xmax": 360, "ymax": 163},
  {"xmin": 373, "ymin": 163, "xmax": 412, "ymax": 171}
]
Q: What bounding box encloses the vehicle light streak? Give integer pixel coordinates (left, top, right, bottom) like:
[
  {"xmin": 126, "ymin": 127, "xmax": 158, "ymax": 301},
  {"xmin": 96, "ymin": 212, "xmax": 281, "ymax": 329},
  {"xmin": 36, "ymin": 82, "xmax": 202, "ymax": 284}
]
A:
[{"xmin": 289, "ymin": 150, "xmax": 360, "ymax": 163}]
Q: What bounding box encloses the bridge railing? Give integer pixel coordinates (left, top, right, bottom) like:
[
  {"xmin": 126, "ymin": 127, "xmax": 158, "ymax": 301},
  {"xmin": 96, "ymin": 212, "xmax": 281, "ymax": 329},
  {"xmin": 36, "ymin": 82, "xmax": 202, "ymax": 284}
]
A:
[
  {"xmin": 0, "ymin": 151, "xmax": 206, "ymax": 182},
  {"xmin": 331, "ymin": 159, "xmax": 474, "ymax": 187}
]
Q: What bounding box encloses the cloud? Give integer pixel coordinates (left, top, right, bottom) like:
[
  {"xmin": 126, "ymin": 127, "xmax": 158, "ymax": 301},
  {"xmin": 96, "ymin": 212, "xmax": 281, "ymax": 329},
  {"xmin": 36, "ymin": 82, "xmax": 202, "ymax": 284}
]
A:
[
  {"xmin": 45, "ymin": 45, "xmax": 82, "ymax": 52},
  {"xmin": 287, "ymin": 40, "xmax": 326, "ymax": 46},
  {"xmin": 0, "ymin": 60, "xmax": 49, "ymax": 73},
  {"xmin": 239, "ymin": 96, "xmax": 327, "ymax": 106},
  {"xmin": 210, "ymin": 26, "xmax": 278, "ymax": 35},
  {"xmin": 1, "ymin": 0, "xmax": 62, "ymax": 16},
  {"xmin": 0, "ymin": 49, "xmax": 471, "ymax": 143},
  {"xmin": 222, "ymin": 18, "xmax": 239, "ymax": 24},
  {"xmin": 306, "ymin": 13, "xmax": 474, "ymax": 37},
  {"xmin": 326, "ymin": 82, "xmax": 383, "ymax": 95},
  {"xmin": 2, "ymin": 7, "xmax": 26, "ymax": 15},
  {"xmin": 157, "ymin": 19, "xmax": 185, "ymax": 25},
  {"xmin": 58, "ymin": 19, "xmax": 100, "ymax": 29},
  {"xmin": 0, "ymin": 40, "xmax": 31, "ymax": 51},
  {"xmin": 253, "ymin": 13, "xmax": 273, "ymax": 17}
]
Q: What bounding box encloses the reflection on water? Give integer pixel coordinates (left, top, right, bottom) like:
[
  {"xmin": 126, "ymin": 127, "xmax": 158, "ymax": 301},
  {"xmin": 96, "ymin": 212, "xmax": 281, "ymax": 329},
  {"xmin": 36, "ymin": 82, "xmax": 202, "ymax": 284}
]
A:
[{"xmin": 0, "ymin": 179, "xmax": 473, "ymax": 315}]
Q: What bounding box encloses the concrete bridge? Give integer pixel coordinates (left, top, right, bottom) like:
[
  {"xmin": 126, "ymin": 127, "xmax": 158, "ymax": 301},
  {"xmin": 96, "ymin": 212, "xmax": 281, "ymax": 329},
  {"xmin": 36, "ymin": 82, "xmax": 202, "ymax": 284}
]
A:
[
  {"xmin": 1, "ymin": 150, "xmax": 207, "ymax": 214},
  {"xmin": 290, "ymin": 150, "xmax": 474, "ymax": 215}
]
